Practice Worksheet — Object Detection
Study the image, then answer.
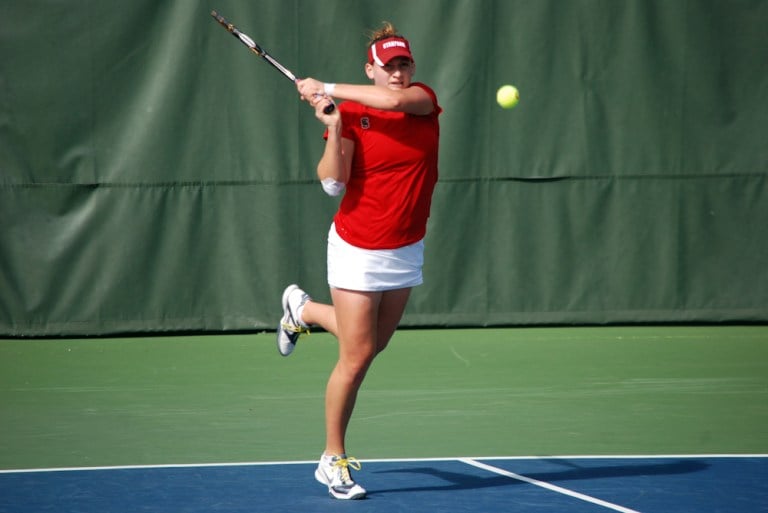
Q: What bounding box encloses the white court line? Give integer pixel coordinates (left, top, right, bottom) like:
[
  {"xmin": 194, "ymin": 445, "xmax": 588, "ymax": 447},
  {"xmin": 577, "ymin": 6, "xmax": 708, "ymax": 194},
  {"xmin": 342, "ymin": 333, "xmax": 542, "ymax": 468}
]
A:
[
  {"xmin": 461, "ymin": 458, "xmax": 642, "ymax": 513},
  {"xmin": 1, "ymin": 453, "xmax": 765, "ymax": 475}
]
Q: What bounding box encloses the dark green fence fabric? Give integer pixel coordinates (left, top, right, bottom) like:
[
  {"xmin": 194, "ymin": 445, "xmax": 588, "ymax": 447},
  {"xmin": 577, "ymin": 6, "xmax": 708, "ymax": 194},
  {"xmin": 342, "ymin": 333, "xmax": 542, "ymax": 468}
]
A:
[{"xmin": 1, "ymin": 1, "xmax": 766, "ymax": 335}]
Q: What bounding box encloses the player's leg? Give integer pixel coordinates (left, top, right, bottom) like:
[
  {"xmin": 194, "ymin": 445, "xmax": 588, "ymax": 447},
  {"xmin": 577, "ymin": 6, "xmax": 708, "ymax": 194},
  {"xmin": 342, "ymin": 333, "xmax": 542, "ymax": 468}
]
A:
[
  {"xmin": 281, "ymin": 285, "xmax": 409, "ymax": 356},
  {"xmin": 323, "ymin": 286, "xmax": 412, "ymax": 451},
  {"xmin": 313, "ymin": 287, "xmax": 379, "ymax": 499},
  {"xmin": 301, "ymin": 299, "xmax": 337, "ymax": 337},
  {"xmin": 323, "ymin": 287, "xmax": 379, "ymax": 455}
]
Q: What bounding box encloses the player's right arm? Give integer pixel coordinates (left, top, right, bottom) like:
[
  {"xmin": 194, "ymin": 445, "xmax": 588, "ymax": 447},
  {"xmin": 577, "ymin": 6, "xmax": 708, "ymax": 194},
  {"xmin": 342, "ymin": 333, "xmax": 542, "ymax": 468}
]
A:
[
  {"xmin": 298, "ymin": 78, "xmax": 433, "ymax": 116},
  {"xmin": 329, "ymin": 83, "xmax": 433, "ymax": 115}
]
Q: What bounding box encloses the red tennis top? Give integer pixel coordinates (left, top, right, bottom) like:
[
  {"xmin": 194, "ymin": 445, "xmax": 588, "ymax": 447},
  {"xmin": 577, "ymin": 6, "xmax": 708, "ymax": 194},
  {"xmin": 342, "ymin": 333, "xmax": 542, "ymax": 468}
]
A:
[{"xmin": 327, "ymin": 83, "xmax": 441, "ymax": 250}]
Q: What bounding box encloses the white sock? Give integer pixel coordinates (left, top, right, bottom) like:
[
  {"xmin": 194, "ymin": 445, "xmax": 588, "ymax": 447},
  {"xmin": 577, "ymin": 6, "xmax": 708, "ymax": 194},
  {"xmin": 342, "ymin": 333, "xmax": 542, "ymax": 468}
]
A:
[
  {"xmin": 322, "ymin": 453, "xmax": 345, "ymax": 462},
  {"xmin": 296, "ymin": 301, "xmax": 308, "ymax": 328}
]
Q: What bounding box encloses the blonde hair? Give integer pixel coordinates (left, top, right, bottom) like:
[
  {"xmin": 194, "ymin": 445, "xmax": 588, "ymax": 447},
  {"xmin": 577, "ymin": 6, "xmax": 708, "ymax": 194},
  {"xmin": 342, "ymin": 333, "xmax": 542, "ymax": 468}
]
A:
[{"xmin": 366, "ymin": 21, "xmax": 401, "ymax": 47}]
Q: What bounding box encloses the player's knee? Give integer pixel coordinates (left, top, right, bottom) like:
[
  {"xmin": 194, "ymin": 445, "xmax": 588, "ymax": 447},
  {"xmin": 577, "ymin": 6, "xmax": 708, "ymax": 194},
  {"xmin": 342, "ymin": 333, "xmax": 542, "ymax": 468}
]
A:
[{"xmin": 339, "ymin": 352, "xmax": 375, "ymax": 384}]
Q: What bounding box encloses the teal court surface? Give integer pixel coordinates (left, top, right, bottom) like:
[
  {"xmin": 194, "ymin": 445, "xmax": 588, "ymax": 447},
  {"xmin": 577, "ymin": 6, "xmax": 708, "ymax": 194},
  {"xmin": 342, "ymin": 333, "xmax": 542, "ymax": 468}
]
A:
[{"xmin": 1, "ymin": 326, "xmax": 767, "ymax": 511}]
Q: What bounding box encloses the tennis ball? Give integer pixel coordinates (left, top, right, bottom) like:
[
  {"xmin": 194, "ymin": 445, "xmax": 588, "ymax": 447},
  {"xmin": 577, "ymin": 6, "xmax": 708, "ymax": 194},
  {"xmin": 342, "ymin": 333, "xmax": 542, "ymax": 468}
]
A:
[{"xmin": 496, "ymin": 85, "xmax": 520, "ymax": 109}]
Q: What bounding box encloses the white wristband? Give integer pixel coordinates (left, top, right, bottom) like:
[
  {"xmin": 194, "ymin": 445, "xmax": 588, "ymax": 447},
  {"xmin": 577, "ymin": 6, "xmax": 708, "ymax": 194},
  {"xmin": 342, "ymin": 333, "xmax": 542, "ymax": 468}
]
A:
[
  {"xmin": 323, "ymin": 83, "xmax": 336, "ymax": 95},
  {"xmin": 321, "ymin": 177, "xmax": 345, "ymax": 196}
]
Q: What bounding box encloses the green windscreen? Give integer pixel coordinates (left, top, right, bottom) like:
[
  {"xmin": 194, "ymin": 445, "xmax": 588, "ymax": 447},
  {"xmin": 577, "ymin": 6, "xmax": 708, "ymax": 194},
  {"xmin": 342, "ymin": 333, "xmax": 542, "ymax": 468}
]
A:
[{"xmin": 1, "ymin": 0, "xmax": 766, "ymax": 335}]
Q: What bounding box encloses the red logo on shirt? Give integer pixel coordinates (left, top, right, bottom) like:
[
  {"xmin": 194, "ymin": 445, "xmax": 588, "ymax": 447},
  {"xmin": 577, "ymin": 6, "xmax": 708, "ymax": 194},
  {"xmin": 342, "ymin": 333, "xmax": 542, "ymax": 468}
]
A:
[{"xmin": 360, "ymin": 117, "xmax": 370, "ymax": 129}]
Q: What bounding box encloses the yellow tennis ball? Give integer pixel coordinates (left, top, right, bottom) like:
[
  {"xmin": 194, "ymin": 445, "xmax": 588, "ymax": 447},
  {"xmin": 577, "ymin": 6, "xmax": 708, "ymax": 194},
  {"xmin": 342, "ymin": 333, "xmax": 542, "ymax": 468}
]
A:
[{"xmin": 496, "ymin": 85, "xmax": 520, "ymax": 109}]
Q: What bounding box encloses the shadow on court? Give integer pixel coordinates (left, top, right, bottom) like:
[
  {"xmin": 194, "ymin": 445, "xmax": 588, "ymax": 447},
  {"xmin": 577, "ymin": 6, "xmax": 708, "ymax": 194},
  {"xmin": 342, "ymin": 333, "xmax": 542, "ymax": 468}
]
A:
[{"xmin": 369, "ymin": 459, "xmax": 709, "ymax": 495}]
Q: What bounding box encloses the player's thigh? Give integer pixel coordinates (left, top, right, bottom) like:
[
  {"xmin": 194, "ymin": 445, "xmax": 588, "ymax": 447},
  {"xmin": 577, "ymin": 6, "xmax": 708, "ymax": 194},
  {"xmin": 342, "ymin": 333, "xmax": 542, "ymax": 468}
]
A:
[
  {"xmin": 331, "ymin": 288, "xmax": 380, "ymax": 361},
  {"xmin": 376, "ymin": 287, "xmax": 411, "ymax": 352}
]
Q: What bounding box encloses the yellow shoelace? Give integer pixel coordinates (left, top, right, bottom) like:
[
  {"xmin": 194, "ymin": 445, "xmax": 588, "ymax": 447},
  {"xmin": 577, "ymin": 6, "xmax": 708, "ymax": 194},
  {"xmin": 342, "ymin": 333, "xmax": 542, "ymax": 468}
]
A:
[
  {"xmin": 280, "ymin": 322, "xmax": 310, "ymax": 336},
  {"xmin": 333, "ymin": 456, "xmax": 362, "ymax": 482}
]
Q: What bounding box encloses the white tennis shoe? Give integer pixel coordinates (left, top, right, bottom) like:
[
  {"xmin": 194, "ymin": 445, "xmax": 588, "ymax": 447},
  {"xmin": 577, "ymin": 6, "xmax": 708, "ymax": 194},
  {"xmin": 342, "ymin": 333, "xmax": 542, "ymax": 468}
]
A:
[
  {"xmin": 315, "ymin": 454, "xmax": 367, "ymax": 500},
  {"xmin": 276, "ymin": 284, "xmax": 310, "ymax": 356}
]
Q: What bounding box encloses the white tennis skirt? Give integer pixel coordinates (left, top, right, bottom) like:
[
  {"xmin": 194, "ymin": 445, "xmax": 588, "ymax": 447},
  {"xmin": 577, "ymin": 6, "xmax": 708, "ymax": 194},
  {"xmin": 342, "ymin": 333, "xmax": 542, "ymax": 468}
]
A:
[{"xmin": 327, "ymin": 223, "xmax": 424, "ymax": 291}]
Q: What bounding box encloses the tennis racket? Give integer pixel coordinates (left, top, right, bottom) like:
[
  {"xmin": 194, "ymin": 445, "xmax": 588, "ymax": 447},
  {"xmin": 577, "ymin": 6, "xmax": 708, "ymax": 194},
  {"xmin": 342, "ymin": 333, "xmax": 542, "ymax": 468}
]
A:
[{"xmin": 211, "ymin": 10, "xmax": 335, "ymax": 114}]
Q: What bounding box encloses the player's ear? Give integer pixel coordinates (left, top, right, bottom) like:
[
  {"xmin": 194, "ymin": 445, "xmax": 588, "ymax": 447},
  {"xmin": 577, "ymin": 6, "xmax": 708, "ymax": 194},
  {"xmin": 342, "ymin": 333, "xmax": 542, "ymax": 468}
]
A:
[{"xmin": 364, "ymin": 62, "xmax": 375, "ymax": 80}]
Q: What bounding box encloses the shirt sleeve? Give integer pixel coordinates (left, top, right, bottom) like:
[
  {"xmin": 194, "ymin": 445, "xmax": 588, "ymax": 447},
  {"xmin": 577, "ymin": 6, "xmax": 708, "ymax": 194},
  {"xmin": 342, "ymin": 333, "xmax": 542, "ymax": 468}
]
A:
[{"xmin": 411, "ymin": 82, "xmax": 443, "ymax": 116}]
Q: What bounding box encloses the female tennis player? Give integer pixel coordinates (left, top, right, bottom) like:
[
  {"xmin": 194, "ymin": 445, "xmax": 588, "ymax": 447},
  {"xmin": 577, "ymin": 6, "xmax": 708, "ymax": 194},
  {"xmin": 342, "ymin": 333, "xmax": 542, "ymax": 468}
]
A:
[{"xmin": 277, "ymin": 22, "xmax": 441, "ymax": 500}]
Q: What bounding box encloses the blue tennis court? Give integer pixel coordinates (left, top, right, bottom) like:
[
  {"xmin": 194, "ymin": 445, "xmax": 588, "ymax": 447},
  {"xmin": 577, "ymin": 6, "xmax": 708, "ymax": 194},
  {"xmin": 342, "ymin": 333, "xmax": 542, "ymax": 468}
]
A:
[{"xmin": 2, "ymin": 455, "xmax": 766, "ymax": 512}]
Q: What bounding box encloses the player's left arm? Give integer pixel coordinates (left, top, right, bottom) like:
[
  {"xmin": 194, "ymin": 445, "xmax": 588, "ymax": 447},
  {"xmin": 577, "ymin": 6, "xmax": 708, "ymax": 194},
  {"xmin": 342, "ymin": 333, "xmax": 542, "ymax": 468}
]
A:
[{"xmin": 311, "ymin": 96, "xmax": 353, "ymax": 196}]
